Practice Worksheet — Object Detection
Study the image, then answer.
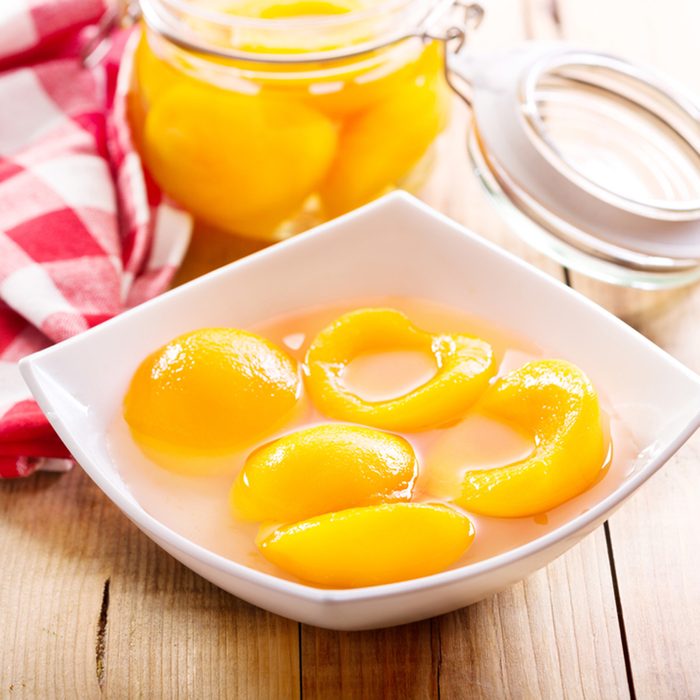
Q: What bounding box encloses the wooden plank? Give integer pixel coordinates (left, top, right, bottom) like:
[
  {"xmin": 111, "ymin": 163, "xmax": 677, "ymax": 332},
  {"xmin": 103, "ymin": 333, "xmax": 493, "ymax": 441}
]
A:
[
  {"xmin": 301, "ymin": 622, "xmax": 438, "ymax": 699},
  {"xmin": 103, "ymin": 509, "xmax": 301, "ymax": 699},
  {"xmin": 546, "ymin": 0, "xmax": 700, "ymax": 696},
  {"xmin": 562, "ymin": 285, "xmax": 700, "ymax": 696},
  {"xmin": 606, "ymin": 432, "xmax": 700, "ymax": 698},
  {"xmin": 0, "ymin": 468, "xmax": 300, "ymax": 699},
  {"xmin": 439, "ymin": 531, "xmax": 628, "ymax": 699},
  {"xmin": 301, "ymin": 1, "xmax": 628, "ymax": 696},
  {"xmin": 0, "ymin": 470, "xmax": 104, "ymax": 699},
  {"xmin": 435, "ymin": 1, "xmax": 627, "ymax": 698},
  {"xmin": 14, "ymin": 0, "xmax": 700, "ymax": 696}
]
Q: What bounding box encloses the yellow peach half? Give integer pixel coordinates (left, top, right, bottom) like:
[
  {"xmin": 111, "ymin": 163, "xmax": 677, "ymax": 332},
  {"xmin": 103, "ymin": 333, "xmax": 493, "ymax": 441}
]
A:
[
  {"xmin": 455, "ymin": 359, "xmax": 608, "ymax": 517},
  {"xmin": 142, "ymin": 83, "xmax": 337, "ymax": 239},
  {"xmin": 258, "ymin": 502, "xmax": 474, "ymax": 587},
  {"xmin": 124, "ymin": 328, "xmax": 300, "ymax": 460},
  {"xmin": 232, "ymin": 424, "xmax": 417, "ymax": 522}
]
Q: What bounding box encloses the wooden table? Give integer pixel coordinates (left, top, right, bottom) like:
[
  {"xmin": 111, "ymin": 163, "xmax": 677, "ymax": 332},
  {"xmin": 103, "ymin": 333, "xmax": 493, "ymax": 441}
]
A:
[{"xmin": 2, "ymin": 0, "xmax": 699, "ymax": 696}]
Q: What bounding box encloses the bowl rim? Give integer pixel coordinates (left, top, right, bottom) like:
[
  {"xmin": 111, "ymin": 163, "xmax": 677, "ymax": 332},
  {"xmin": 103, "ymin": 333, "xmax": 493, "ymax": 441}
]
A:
[{"xmin": 20, "ymin": 192, "xmax": 700, "ymax": 605}]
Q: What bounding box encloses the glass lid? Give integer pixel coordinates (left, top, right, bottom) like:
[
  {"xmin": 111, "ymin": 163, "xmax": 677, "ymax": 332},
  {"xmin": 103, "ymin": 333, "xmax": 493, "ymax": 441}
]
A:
[
  {"xmin": 452, "ymin": 43, "xmax": 700, "ymax": 289},
  {"xmin": 522, "ymin": 53, "xmax": 700, "ymax": 221}
]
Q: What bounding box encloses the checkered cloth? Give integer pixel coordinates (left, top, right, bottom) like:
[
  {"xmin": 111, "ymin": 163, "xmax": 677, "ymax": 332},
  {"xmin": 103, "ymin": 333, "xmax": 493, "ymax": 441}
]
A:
[{"xmin": 0, "ymin": 0, "xmax": 192, "ymax": 478}]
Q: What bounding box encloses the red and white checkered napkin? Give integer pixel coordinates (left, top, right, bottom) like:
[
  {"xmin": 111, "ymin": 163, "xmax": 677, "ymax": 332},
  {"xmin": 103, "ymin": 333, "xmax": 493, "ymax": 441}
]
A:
[{"xmin": 0, "ymin": 0, "xmax": 192, "ymax": 477}]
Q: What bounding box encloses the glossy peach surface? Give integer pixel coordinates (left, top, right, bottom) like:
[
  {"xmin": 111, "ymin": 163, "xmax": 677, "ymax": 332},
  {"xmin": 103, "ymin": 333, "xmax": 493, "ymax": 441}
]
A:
[
  {"xmin": 231, "ymin": 423, "xmax": 417, "ymax": 522},
  {"xmin": 120, "ymin": 300, "xmax": 614, "ymax": 588},
  {"xmin": 456, "ymin": 360, "xmax": 608, "ymax": 517},
  {"xmin": 320, "ymin": 74, "xmax": 447, "ymax": 215},
  {"xmin": 305, "ymin": 308, "xmax": 496, "ymax": 431},
  {"xmin": 143, "ymin": 83, "xmax": 337, "ymax": 239},
  {"xmin": 258, "ymin": 502, "xmax": 475, "ymax": 587},
  {"xmin": 123, "ymin": 328, "xmax": 300, "ymax": 459}
]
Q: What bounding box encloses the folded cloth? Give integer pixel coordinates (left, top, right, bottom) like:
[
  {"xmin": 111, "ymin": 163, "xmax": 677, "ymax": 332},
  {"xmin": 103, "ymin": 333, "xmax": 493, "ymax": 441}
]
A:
[{"xmin": 0, "ymin": 0, "xmax": 192, "ymax": 478}]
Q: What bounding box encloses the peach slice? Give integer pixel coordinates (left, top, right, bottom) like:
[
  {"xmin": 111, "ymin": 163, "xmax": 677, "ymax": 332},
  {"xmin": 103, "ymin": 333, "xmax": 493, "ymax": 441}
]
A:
[
  {"xmin": 258, "ymin": 502, "xmax": 474, "ymax": 587},
  {"xmin": 305, "ymin": 308, "xmax": 496, "ymax": 431},
  {"xmin": 232, "ymin": 424, "xmax": 417, "ymax": 522},
  {"xmin": 456, "ymin": 360, "xmax": 608, "ymax": 517},
  {"xmin": 319, "ymin": 75, "xmax": 447, "ymax": 216},
  {"xmin": 303, "ymin": 41, "xmax": 444, "ymax": 121}
]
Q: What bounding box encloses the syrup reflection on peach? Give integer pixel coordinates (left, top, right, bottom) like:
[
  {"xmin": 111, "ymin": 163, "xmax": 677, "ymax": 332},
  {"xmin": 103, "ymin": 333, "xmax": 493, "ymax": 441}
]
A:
[
  {"xmin": 123, "ymin": 327, "xmax": 302, "ymax": 471},
  {"xmin": 231, "ymin": 423, "xmax": 418, "ymax": 523}
]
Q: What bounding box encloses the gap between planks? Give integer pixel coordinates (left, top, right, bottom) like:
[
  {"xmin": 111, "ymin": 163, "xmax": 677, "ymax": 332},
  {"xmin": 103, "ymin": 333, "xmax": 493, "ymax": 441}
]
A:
[
  {"xmin": 523, "ymin": 2, "xmax": 636, "ymax": 696},
  {"xmin": 96, "ymin": 578, "xmax": 111, "ymax": 691}
]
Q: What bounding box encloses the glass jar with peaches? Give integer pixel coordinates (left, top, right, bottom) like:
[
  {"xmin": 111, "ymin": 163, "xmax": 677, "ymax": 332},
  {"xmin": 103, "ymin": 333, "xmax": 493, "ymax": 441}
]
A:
[{"xmin": 128, "ymin": 0, "xmax": 455, "ymax": 242}]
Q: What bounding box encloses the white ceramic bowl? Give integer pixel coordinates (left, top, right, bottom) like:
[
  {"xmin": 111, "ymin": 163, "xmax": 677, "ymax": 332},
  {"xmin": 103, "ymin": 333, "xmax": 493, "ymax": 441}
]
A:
[{"xmin": 20, "ymin": 192, "xmax": 700, "ymax": 631}]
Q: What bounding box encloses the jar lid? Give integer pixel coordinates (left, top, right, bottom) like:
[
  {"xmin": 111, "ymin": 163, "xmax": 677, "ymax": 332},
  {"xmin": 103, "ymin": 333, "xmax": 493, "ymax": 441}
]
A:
[{"xmin": 449, "ymin": 43, "xmax": 700, "ymax": 288}]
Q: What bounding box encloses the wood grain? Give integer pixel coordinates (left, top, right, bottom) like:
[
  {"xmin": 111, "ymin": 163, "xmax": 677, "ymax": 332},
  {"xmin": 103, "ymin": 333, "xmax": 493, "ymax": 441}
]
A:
[
  {"xmin": 301, "ymin": 622, "xmax": 438, "ymax": 699},
  {"xmin": 434, "ymin": 1, "xmax": 628, "ymax": 696},
  {"xmin": 0, "ymin": 468, "xmax": 300, "ymax": 699},
  {"xmin": 438, "ymin": 531, "xmax": 628, "ymax": 699},
  {"xmin": 104, "ymin": 529, "xmax": 300, "ymax": 699},
  {"xmin": 534, "ymin": 1, "xmax": 700, "ymax": 696},
  {"xmin": 0, "ymin": 470, "xmax": 104, "ymax": 699}
]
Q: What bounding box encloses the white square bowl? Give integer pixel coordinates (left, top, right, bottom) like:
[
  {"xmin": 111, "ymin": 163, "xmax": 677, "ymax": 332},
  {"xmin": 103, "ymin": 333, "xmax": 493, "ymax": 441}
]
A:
[{"xmin": 20, "ymin": 192, "xmax": 700, "ymax": 631}]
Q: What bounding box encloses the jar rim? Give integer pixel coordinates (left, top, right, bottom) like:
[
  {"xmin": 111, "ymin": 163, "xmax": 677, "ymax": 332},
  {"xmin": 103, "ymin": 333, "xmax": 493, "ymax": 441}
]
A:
[
  {"xmin": 140, "ymin": 0, "xmax": 445, "ymax": 63},
  {"xmin": 520, "ymin": 51, "xmax": 700, "ymax": 221},
  {"xmin": 144, "ymin": 0, "xmax": 419, "ymax": 30}
]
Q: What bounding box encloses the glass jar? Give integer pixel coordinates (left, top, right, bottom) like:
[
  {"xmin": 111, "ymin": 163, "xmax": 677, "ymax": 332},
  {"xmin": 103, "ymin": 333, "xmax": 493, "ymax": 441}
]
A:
[
  {"xmin": 452, "ymin": 45, "xmax": 700, "ymax": 289},
  {"xmin": 128, "ymin": 0, "xmax": 453, "ymax": 242},
  {"xmin": 125, "ymin": 1, "xmax": 700, "ymax": 289}
]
